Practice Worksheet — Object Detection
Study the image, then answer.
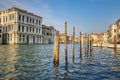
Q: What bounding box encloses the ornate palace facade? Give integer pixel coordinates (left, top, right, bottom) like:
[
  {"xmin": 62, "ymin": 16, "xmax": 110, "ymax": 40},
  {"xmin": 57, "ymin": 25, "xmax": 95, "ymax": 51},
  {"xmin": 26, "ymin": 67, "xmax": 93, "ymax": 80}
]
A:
[{"xmin": 0, "ymin": 7, "xmax": 43, "ymax": 44}]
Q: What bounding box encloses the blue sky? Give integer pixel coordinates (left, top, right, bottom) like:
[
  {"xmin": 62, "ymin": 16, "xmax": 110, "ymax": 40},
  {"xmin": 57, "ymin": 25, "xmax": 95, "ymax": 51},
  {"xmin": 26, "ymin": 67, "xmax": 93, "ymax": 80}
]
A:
[{"xmin": 0, "ymin": 0, "xmax": 120, "ymax": 37}]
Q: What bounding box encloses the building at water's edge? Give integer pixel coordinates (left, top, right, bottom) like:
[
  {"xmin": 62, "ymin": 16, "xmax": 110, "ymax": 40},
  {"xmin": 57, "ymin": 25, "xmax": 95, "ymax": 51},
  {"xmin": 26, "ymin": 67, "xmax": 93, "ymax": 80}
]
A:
[
  {"xmin": 59, "ymin": 33, "xmax": 72, "ymax": 43},
  {"xmin": 107, "ymin": 19, "xmax": 120, "ymax": 43},
  {"xmin": 0, "ymin": 7, "xmax": 57, "ymax": 44},
  {"xmin": 42, "ymin": 24, "xmax": 57, "ymax": 44}
]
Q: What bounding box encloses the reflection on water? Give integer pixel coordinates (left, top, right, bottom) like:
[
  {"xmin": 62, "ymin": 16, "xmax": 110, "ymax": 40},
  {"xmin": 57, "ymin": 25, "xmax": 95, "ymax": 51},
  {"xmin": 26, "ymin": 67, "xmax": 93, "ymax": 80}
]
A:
[
  {"xmin": 0, "ymin": 45, "xmax": 18, "ymax": 80},
  {"xmin": 0, "ymin": 44, "xmax": 120, "ymax": 80}
]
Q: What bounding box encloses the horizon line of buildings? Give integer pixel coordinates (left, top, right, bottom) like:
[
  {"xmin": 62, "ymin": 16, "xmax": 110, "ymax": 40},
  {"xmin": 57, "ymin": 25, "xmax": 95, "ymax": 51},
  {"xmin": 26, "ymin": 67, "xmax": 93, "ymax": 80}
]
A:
[
  {"xmin": 0, "ymin": 7, "xmax": 59, "ymax": 44},
  {"xmin": 80, "ymin": 19, "xmax": 120, "ymax": 44},
  {"xmin": 0, "ymin": 7, "xmax": 120, "ymax": 45}
]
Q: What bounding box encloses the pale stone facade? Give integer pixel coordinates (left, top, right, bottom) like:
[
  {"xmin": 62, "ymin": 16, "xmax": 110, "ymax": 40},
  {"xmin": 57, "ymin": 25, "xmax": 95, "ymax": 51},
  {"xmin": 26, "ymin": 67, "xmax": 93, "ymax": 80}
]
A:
[
  {"xmin": 42, "ymin": 25, "xmax": 56, "ymax": 44},
  {"xmin": 101, "ymin": 32, "xmax": 108, "ymax": 43},
  {"xmin": 0, "ymin": 7, "xmax": 43, "ymax": 44},
  {"xmin": 107, "ymin": 24, "xmax": 117, "ymax": 43},
  {"xmin": 90, "ymin": 33, "xmax": 100, "ymax": 43},
  {"xmin": 0, "ymin": 26, "xmax": 2, "ymax": 44},
  {"xmin": 115, "ymin": 19, "xmax": 120, "ymax": 43},
  {"xmin": 59, "ymin": 33, "xmax": 72, "ymax": 43},
  {"xmin": 106, "ymin": 19, "xmax": 120, "ymax": 43},
  {"xmin": 90, "ymin": 32, "xmax": 107, "ymax": 43}
]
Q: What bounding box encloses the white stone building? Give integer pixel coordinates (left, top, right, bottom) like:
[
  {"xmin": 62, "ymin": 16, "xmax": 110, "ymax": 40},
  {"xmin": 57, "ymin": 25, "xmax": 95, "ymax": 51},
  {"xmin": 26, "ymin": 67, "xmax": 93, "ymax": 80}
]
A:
[
  {"xmin": 42, "ymin": 25, "xmax": 56, "ymax": 44},
  {"xmin": 107, "ymin": 24, "xmax": 118, "ymax": 43},
  {"xmin": 0, "ymin": 7, "xmax": 43, "ymax": 44},
  {"xmin": 0, "ymin": 26, "xmax": 2, "ymax": 44}
]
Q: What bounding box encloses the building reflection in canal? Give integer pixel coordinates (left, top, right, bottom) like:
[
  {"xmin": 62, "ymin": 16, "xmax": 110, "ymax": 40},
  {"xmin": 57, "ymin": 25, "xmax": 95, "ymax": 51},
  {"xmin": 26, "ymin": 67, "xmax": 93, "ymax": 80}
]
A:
[
  {"xmin": 0, "ymin": 44, "xmax": 120, "ymax": 80},
  {"xmin": 0, "ymin": 45, "xmax": 18, "ymax": 80}
]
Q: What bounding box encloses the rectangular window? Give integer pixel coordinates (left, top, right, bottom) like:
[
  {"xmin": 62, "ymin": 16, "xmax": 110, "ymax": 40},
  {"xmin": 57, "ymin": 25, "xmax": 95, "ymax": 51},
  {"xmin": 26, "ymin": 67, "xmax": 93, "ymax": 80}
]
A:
[
  {"xmin": 22, "ymin": 16, "xmax": 24, "ymax": 22},
  {"xmin": 11, "ymin": 35, "xmax": 12, "ymax": 41},
  {"xmin": 0, "ymin": 29, "xmax": 1, "ymax": 33},
  {"xmin": 30, "ymin": 18, "xmax": 31, "ymax": 23},
  {"xmin": 9, "ymin": 15, "xmax": 11, "ymax": 21},
  {"xmin": 23, "ymin": 35, "xmax": 25, "ymax": 41},
  {"xmin": 6, "ymin": 26, "xmax": 7, "ymax": 32},
  {"xmin": 39, "ymin": 20, "xmax": 41, "ymax": 25},
  {"xmin": 9, "ymin": 25, "xmax": 11, "ymax": 31},
  {"xmin": 11, "ymin": 25, "xmax": 13, "ymax": 31},
  {"xmin": 36, "ymin": 28, "xmax": 38, "ymax": 33},
  {"xmin": 33, "ymin": 28, "xmax": 34, "ymax": 32},
  {"xmin": 3, "ymin": 11, "xmax": 5, "ymax": 14},
  {"xmin": 36, "ymin": 20, "xmax": 38, "ymax": 25},
  {"xmin": 6, "ymin": 16, "xmax": 7, "ymax": 22},
  {"xmin": 39, "ymin": 29, "xmax": 40, "ymax": 33},
  {"xmin": 22, "ymin": 26, "xmax": 24, "ymax": 32},
  {"xmin": 33, "ymin": 19, "xmax": 34, "ymax": 24},
  {"xmin": 30, "ymin": 27, "xmax": 31, "ymax": 32},
  {"xmin": 12, "ymin": 14, "xmax": 14, "ymax": 20},
  {"xmin": 8, "ymin": 25, "xmax": 10, "ymax": 31},
  {"xmin": 8, "ymin": 35, "xmax": 9, "ymax": 41},
  {"xmin": 27, "ymin": 17, "xmax": 29, "ymax": 23},
  {"xmin": 3, "ymin": 17, "xmax": 5, "ymax": 22},
  {"xmin": 114, "ymin": 29, "xmax": 116, "ymax": 32},
  {"xmin": 48, "ymin": 33, "xmax": 50, "ymax": 36},
  {"xmin": 3, "ymin": 27, "xmax": 4, "ymax": 32},
  {"xmin": 0, "ymin": 35, "xmax": 1, "ymax": 38},
  {"xmin": 26, "ymin": 27, "xmax": 28, "ymax": 32},
  {"xmin": 19, "ymin": 35, "xmax": 21, "ymax": 42},
  {"xmin": 19, "ymin": 15, "xmax": 21, "ymax": 21},
  {"xmin": 0, "ymin": 18, "xmax": 1, "ymax": 23},
  {"xmin": 18, "ymin": 25, "xmax": 20, "ymax": 31}
]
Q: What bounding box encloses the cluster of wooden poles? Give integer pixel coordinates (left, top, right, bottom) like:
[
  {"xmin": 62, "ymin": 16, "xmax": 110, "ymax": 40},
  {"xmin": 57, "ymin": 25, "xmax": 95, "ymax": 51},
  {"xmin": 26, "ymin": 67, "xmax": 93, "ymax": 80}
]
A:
[{"xmin": 53, "ymin": 22, "xmax": 94, "ymax": 67}]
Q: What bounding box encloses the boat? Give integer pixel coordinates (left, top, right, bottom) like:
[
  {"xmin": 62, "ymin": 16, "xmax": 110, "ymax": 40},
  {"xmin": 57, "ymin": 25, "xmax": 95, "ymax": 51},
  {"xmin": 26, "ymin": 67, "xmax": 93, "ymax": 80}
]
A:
[{"xmin": 107, "ymin": 44, "xmax": 120, "ymax": 48}]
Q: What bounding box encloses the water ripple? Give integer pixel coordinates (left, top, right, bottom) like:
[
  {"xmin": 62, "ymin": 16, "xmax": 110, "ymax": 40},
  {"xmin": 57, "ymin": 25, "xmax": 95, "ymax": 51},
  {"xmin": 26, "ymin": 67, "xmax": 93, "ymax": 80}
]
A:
[{"xmin": 0, "ymin": 44, "xmax": 120, "ymax": 80}]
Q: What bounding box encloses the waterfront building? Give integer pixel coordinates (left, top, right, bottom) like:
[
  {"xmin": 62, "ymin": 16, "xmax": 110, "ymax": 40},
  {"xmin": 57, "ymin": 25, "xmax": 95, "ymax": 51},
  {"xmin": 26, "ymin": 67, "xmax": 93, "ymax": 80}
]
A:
[
  {"xmin": 115, "ymin": 19, "xmax": 120, "ymax": 43},
  {"xmin": 89, "ymin": 32, "xmax": 107, "ymax": 46},
  {"xmin": 75, "ymin": 38, "xmax": 80, "ymax": 43},
  {"xmin": 90, "ymin": 33, "xmax": 100, "ymax": 43},
  {"xmin": 59, "ymin": 33, "xmax": 72, "ymax": 43},
  {"xmin": 107, "ymin": 24, "xmax": 118, "ymax": 43},
  {"xmin": 0, "ymin": 7, "xmax": 43, "ymax": 44},
  {"xmin": 101, "ymin": 32, "xmax": 108, "ymax": 43},
  {"xmin": 0, "ymin": 26, "xmax": 2, "ymax": 44},
  {"xmin": 42, "ymin": 24, "xmax": 56, "ymax": 44}
]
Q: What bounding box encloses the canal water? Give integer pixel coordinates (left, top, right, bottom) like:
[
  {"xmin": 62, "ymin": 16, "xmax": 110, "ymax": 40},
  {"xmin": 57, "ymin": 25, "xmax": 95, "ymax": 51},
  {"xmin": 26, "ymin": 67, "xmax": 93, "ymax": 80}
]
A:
[{"xmin": 0, "ymin": 44, "xmax": 120, "ymax": 80}]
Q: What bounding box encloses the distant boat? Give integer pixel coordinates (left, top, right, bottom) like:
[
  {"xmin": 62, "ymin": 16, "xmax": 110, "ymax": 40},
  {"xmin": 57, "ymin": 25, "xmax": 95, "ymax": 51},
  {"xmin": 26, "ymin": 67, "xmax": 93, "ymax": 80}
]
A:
[
  {"xmin": 93, "ymin": 43, "xmax": 106, "ymax": 47},
  {"xmin": 107, "ymin": 44, "xmax": 120, "ymax": 48},
  {"xmin": 93, "ymin": 43, "xmax": 120, "ymax": 48}
]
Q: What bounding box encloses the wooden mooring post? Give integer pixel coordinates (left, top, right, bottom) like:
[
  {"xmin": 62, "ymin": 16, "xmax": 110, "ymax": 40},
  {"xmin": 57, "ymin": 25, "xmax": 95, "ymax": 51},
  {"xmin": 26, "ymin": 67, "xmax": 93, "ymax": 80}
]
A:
[
  {"xmin": 53, "ymin": 31, "xmax": 60, "ymax": 67},
  {"xmin": 72, "ymin": 26, "xmax": 75, "ymax": 63},
  {"xmin": 64, "ymin": 21, "xmax": 68, "ymax": 65},
  {"xmin": 114, "ymin": 35, "xmax": 117, "ymax": 50},
  {"xmin": 90, "ymin": 35, "xmax": 93, "ymax": 53},
  {"xmin": 85, "ymin": 33, "xmax": 87, "ymax": 55},
  {"xmin": 80, "ymin": 32, "xmax": 83, "ymax": 58},
  {"xmin": 100, "ymin": 34, "xmax": 103, "ymax": 48},
  {"xmin": 87, "ymin": 34, "xmax": 89, "ymax": 54}
]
